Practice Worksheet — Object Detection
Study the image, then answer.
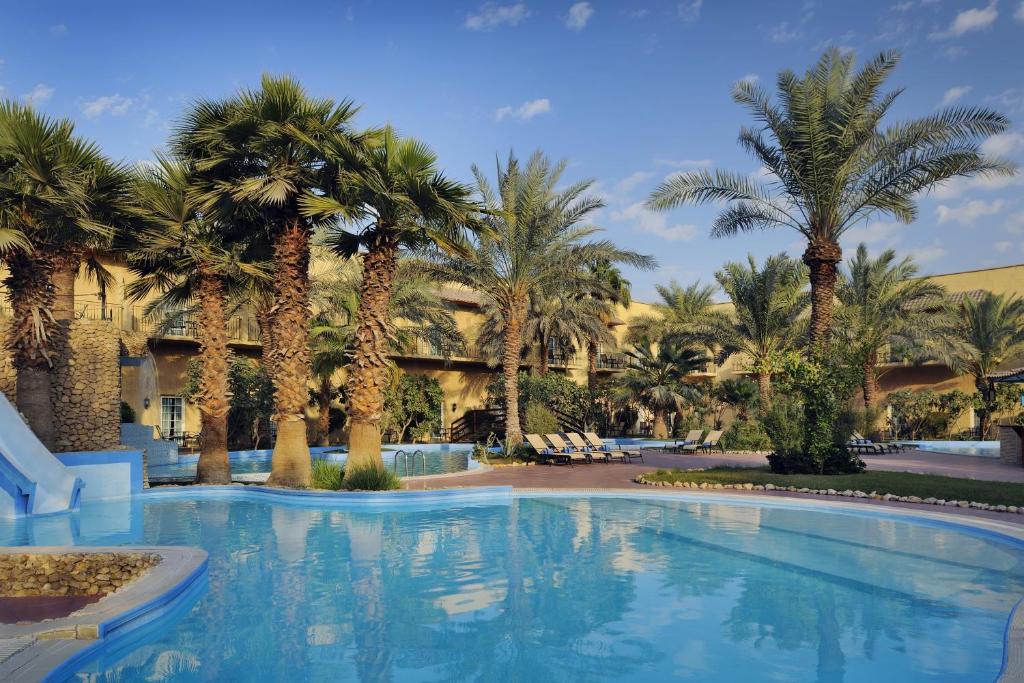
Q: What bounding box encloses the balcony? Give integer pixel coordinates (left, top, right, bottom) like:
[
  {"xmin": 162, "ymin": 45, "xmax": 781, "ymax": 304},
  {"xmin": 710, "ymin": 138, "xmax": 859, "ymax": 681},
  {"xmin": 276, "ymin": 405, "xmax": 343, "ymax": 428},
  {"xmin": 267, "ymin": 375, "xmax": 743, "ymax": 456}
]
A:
[{"xmin": 130, "ymin": 306, "xmax": 262, "ymax": 346}]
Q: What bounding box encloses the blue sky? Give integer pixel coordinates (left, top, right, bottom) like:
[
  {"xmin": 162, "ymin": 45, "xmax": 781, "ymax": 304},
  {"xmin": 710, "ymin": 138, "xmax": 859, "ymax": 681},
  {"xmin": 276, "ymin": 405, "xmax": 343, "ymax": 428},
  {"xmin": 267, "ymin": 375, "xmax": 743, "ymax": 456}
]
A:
[{"xmin": 2, "ymin": 0, "xmax": 1023, "ymax": 301}]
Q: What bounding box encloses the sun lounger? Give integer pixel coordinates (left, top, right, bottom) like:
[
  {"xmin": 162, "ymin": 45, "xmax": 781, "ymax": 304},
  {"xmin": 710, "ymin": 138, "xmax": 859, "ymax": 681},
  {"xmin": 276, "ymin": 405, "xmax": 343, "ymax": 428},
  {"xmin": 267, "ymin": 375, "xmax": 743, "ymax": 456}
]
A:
[
  {"xmin": 666, "ymin": 429, "xmax": 704, "ymax": 453},
  {"xmin": 566, "ymin": 432, "xmax": 625, "ymax": 463},
  {"xmin": 582, "ymin": 432, "xmax": 644, "ymax": 463},
  {"xmin": 545, "ymin": 434, "xmax": 592, "ymax": 464},
  {"xmin": 681, "ymin": 430, "xmax": 724, "ymax": 454},
  {"xmin": 524, "ymin": 434, "xmax": 571, "ymax": 465},
  {"xmin": 848, "ymin": 432, "xmax": 903, "ymax": 454}
]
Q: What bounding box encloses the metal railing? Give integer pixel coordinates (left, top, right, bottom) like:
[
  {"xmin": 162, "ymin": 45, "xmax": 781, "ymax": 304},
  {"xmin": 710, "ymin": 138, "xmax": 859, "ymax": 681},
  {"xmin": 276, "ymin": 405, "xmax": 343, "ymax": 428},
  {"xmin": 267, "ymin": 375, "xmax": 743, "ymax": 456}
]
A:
[{"xmin": 392, "ymin": 449, "xmax": 427, "ymax": 477}]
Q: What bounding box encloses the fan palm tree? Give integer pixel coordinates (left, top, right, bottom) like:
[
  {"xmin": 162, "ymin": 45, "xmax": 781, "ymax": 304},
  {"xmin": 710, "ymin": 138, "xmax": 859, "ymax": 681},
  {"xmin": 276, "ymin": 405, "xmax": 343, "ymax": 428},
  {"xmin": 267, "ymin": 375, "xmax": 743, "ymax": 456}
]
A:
[
  {"xmin": 0, "ymin": 101, "xmax": 132, "ymax": 446},
  {"xmin": 503, "ymin": 291, "xmax": 613, "ymax": 376},
  {"xmin": 647, "ymin": 49, "xmax": 1013, "ymax": 347},
  {"xmin": 126, "ymin": 156, "xmax": 268, "ymax": 484},
  {"xmin": 834, "ymin": 244, "xmax": 948, "ymax": 412},
  {"xmin": 714, "ymin": 253, "xmax": 808, "ymax": 404},
  {"xmin": 301, "ymin": 126, "xmax": 479, "ymax": 471},
  {"xmin": 586, "ymin": 260, "xmax": 632, "ymax": 392},
  {"xmin": 626, "ymin": 280, "xmax": 728, "ymax": 351},
  {"xmin": 420, "ymin": 151, "xmax": 654, "ymax": 449},
  {"xmin": 614, "ymin": 340, "xmax": 708, "ymax": 439},
  {"xmin": 307, "ymin": 252, "xmax": 465, "ymax": 446},
  {"xmin": 174, "ymin": 75, "xmax": 364, "ymax": 487},
  {"xmin": 935, "ymin": 292, "xmax": 1024, "ymax": 438}
]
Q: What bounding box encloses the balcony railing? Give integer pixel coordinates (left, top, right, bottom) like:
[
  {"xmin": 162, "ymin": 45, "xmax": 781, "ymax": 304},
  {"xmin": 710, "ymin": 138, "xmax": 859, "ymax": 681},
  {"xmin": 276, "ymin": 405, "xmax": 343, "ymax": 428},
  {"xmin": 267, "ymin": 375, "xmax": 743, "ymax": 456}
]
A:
[{"xmin": 130, "ymin": 306, "xmax": 261, "ymax": 344}]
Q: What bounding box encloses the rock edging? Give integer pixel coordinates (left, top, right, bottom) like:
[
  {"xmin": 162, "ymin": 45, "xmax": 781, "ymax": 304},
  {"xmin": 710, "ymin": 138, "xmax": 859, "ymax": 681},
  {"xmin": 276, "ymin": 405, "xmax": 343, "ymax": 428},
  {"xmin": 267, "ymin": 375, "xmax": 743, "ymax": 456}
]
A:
[{"xmin": 633, "ymin": 474, "xmax": 1023, "ymax": 515}]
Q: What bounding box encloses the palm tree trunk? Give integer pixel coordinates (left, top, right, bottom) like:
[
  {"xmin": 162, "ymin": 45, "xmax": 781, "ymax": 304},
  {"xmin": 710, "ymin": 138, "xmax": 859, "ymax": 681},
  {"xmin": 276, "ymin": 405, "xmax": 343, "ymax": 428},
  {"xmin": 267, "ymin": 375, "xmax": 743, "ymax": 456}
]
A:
[
  {"xmin": 757, "ymin": 372, "xmax": 772, "ymax": 406},
  {"xmin": 538, "ymin": 335, "xmax": 550, "ymax": 376},
  {"xmin": 4, "ymin": 251, "xmax": 58, "ymax": 448},
  {"xmin": 652, "ymin": 409, "xmax": 669, "ymax": 439},
  {"xmin": 803, "ymin": 240, "xmax": 842, "ymax": 348},
  {"xmin": 195, "ymin": 272, "xmax": 231, "ymax": 485},
  {"xmin": 266, "ymin": 219, "xmax": 313, "ymax": 488},
  {"xmin": 587, "ymin": 340, "xmax": 598, "ymax": 393},
  {"xmin": 862, "ymin": 351, "xmax": 878, "ymax": 411},
  {"xmin": 317, "ymin": 377, "xmax": 331, "ymax": 447},
  {"xmin": 975, "ymin": 376, "xmax": 992, "ymax": 439},
  {"xmin": 50, "ymin": 249, "xmax": 79, "ymax": 449},
  {"xmin": 346, "ymin": 232, "xmax": 400, "ymax": 472},
  {"xmin": 502, "ymin": 295, "xmax": 527, "ymax": 450}
]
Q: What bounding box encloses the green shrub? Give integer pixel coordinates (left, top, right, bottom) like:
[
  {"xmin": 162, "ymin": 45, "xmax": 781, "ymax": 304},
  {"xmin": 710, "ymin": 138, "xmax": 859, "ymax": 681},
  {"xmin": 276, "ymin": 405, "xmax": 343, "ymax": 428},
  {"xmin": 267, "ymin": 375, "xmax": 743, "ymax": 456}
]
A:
[
  {"xmin": 487, "ymin": 372, "xmax": 589, "ymax": 420},
  {"xmin": 311, "ymin": 459, "xmax": 344, "ymax": 490},
  {"xmin": 722, "ymin": 418, "xmax": 772, "ymax": 451},
  {"xmin": 524, "ymin": 402, "xmax": 560, "ymax": 436},
  {"xmin": 343, "ymin": 465, "xmax": 401, "ymax": 491},
  {"xmin": 120, "ymin": 401, "xmax": 136, "ymax": 424}
]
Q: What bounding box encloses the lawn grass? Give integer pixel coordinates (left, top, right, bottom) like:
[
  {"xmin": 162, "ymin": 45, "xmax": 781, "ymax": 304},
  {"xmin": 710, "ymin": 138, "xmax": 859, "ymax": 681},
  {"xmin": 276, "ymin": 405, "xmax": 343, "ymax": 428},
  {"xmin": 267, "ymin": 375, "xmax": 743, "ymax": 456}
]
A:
[{"xmin": 643, "ymin": 467, "xmax": 1024, "ymax": 507}]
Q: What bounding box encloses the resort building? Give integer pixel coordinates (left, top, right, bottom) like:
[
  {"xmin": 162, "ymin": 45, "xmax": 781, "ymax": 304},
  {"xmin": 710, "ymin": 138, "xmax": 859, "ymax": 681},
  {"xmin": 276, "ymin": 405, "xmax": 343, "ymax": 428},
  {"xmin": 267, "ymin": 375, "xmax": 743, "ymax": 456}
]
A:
[{"xmin": 1, "ymin": 259, "xmax": 1022, "ymax": 449}]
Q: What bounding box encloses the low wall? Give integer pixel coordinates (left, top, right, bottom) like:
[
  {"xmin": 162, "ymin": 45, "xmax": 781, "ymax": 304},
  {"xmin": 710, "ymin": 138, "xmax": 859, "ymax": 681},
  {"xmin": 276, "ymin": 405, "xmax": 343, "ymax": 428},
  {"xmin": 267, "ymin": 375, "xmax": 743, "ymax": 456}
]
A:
[
  {"xmin": 0, "ymin": 552, "xmax": 159, "ymax": 597},
  {"xmin": 1000, "ymin": 425, "xmax": 1024, "ymax": 467},
  {"xmin": 56, "ymin": 450, "xmax": 144, "ymax": 503}
]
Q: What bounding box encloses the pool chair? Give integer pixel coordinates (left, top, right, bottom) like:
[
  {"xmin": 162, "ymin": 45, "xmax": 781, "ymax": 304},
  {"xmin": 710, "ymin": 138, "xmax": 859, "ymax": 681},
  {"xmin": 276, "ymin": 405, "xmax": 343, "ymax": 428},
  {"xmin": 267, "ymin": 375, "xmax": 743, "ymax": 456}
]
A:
[
  {"xmin": 582, "ymin": 432, "xmax": 644, "ymax": 463},
  {"xmin": 848, "ymin": 432, "xmax": 903, "ymax": 454},
  {"xmin": 524, "ymin": 434, "xmax": 572, "ymax": 465},
  {"xmin": 544, "ymin": 434, "xmax": 593, "ymax": 465},
  {"xmin": 681, "ymin": 430, "xmax": 724, "ymax": 454},
  {"xmin": 565, "ymin": 432, "xmax": 625, "ymax": 463},
  {"xmin": 667, "ymin": 430, "xmax": 704, "ymax": 453}
]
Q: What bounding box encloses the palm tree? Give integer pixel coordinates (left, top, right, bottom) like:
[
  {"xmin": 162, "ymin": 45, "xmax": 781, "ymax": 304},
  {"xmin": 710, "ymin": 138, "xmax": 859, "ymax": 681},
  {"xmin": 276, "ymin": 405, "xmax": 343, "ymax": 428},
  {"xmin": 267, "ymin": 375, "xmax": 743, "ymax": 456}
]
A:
[
  {"xmin": 421, "ymin": 152, "xmax": 654, "ymax": 450},
  {"xmin": 714, "ymin": 253, "xmax": 808, "ymax": 404},
  {"xmin": 936, "ymin": 292, "xmax": 1024, "ymax": 438},
  {"xmin": 614, "ymin": 340, "xmax": 708, "ymax": 439},
  {"xmin": 126, "ymin": 156, "xmax": 267, "ymax": 484},
  {"xmin": 834, "ymin": 244, "xmax": 948, "ymax": 412},
  {"xmin": 302, "ymin": 126, "xmax": 479, "ymax": 472},
  {"xmin": 626, "ymin": 280, "xmax": 728, "ymax": 350},
  {"xmin": 519, "ymin": 292, "xmax": 613, "ymax": 376},
  {"xmin": 586, "ymin": 260, "xmax": 632, "ymax": 392},
  {"xmin": 0, "ymin": 101, "xmax": 131, "ymax": 446},
  {"xmin": 307, "ymin": 252, "xmax": 465, "ymax": 446},
  {"xmin": 647, "ymin": 49, "xmax": 1013, "ymax": 347},
  {"xmin": 175, "ymin": 75, "xmax": 364, "ymax": 487}
]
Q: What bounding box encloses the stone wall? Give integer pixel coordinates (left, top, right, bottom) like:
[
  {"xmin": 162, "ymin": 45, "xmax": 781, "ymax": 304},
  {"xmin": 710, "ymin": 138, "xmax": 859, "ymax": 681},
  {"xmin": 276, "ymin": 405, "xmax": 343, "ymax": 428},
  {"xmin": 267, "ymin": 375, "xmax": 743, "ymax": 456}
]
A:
[
  {"xmin": 0, "ymin": 552, "xmax": 160, "ymax": 597},
  {"xmin": 51, "ymin": 319, "xmax": 122, "ymax": 452},
  {"xmin": 1000, "ymin": 425, "xmax": 1024, "ymax": 466}
]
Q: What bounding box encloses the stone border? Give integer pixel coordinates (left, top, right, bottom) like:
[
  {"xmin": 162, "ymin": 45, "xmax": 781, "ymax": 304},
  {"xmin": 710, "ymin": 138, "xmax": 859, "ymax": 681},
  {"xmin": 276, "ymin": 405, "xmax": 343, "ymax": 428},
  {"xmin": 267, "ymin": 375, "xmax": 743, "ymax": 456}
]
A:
[
  {"xmin": 634, "ymin": 473, "xmax": 1024, "ymax": 515},
  {"xmin": 0, "ymin": 546, "xmax": 208, "ymax": 683}
]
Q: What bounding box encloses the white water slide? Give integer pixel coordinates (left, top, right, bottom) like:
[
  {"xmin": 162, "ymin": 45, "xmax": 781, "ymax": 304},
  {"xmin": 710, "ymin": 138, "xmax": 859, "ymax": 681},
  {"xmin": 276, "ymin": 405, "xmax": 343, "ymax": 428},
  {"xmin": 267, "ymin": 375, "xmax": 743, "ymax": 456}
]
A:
[{"xmin": 0, "ymin": 392, "xmax": 83, "ymax": 517}]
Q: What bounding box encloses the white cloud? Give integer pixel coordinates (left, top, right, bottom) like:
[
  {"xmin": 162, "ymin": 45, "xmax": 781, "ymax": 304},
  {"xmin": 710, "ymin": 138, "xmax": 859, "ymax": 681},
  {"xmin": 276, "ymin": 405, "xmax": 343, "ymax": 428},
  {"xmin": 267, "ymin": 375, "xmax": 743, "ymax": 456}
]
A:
[
  {"xmin": 768, "ymin": 21, "xmax": 802, "ymax": 43},
  {"xmin": 994, "ymin": 240, "xmax": 1015, "ymax": 253},
  {"xmin": 987, "ymin": 88, "xmax": 1024, "ymax": 114},
  {"xmin": 908, "ymin": 241, "xmax": 946, "ymax": 263},
  {"xmin": 930, "ymin": 172, "xmax": 1024, "ymax": 200},
  {"xmin": 936, "ymin": 199, "xmax": 1006, "ymax": 225},
  {"xmin": 565, "ymin": 2, "xmax": 593, "ymax": 30},
  {"xmin": 656, "ymin": 158, "xmax": 713, "ymax": 169},
  {"xmin": 943, "ymin": 45, "xmax": 968, "ymax": 60},
  {"xmin": 22, "ymin": 84, "xmax": 54, "ymax": 104},
  {"xmin": 930, "ymin": 2, "xmax": 998, "ymax": 39},
  {"xmin": 611, "ymin": 202, "xmax": 699, "ymax": 241},
  {"xmin": 941, "ymin": 85, "xmax": 972, "ymax": 105},
  {"xmin": 1016, "ymin": 1, "xmax": 1024, "ymax": 21},
  {"xmin": 677, "ymin": 0, "xmax": 703, "ymax": 22},
  {"xmin": 980, "ymin": 130, "xmax": 1024, "ymax": 157},
  {"xmin": 495, "ymin": 97, "xmax": 551, "ymax": 121},
  {"xmin": 49, "ymin": 24, "xmax": 68, "ymax": 36},
  {"xmin": 628, "ymin": 8, "xmax": 650, "ymax": 18},
  {"xmin": 1006, "ymin": 211, "xmax": 1024, "ymax": 235},
  {"xmin": 82, "ymin": 94, "xmax": 134, "ymax": 118},
  {"xmin": 465, "ymin": 3, "xmax": 529, "ymax": 30},
  {"xmin": 737, "ymin": 73, "xmax": 759, "ymax": 86},
  {"xmin": 841, "ymin": 221, "xmax": 904, "ymax": 249},
  {"xmin": 615, "ymin": 171, "xmax": 654, "ymax": 193},
  {"xmin": 892, "ymin": 1, "xmax": 914, "ymax": 11}
]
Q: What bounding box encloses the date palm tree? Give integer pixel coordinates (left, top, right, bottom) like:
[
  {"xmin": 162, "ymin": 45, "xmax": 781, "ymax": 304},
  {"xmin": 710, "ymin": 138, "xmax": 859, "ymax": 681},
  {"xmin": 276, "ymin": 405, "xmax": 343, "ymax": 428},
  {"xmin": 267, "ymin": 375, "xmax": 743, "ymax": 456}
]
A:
[
  {"xmin": 175, "ymin": 75, "xmax": 364, "ymax": 487},
  {"xmin": 714, "ymin": 253, "xmax": 808, "ymax": 404},
  {"xmin": 614, "ymin": 340, "xmax": 708, "ymax": 439},
  {"xmin": 126, "ymin": 155, "xmax": 267, "ymax": 484},
  {"xmin": 0, "ymin": 101, "xmax": 132, "ymax": 446},
  {"xmin": 421, "ymin": 152, "xmax": 654, "ymax": 449},
  {"xmin": 834, "ymin": 244, "xmax": 948, "ymax": 412},
  {"xmin": 935, "ymin": 292, "xmax": 1024, "ymax": 438},
  {"xmin": 647, "ymin": 48, "xmax": 1013, "ymax": 347},
  {"xmin": 301, "ymin": 126, "xmax": 479, "ymax": 471},
  {"xmin": 586, "ymin": 260, "xmax": 632, "ymax": 392},
  {"xmin": 626, "ymin": 280, "xmax": 728, "ymax": 351}
]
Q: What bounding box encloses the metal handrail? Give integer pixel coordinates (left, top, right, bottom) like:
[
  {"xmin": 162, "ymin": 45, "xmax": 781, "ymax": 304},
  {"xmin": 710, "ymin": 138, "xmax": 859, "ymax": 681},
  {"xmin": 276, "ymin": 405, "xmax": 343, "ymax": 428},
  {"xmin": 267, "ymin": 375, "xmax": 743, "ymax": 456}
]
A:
[{"xmin": 391, "ymin": 449, "xmax": 427, "ymax": 476}]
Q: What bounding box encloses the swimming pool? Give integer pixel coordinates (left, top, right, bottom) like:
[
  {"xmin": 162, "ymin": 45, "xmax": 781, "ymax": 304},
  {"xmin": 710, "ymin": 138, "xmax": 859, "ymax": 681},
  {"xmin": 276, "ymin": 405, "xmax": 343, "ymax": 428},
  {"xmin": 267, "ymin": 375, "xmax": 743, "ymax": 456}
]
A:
[
  {"xmin": 2, "ymin": 489, "xmax": 1021, "ymax": 681},
  {"xmin": 912, "ymin": 441, "xmax": 1001, "ymax": 458},
  {"xmin": 148, "ymin": 444, "xmax": 480, "ymax": 480}
]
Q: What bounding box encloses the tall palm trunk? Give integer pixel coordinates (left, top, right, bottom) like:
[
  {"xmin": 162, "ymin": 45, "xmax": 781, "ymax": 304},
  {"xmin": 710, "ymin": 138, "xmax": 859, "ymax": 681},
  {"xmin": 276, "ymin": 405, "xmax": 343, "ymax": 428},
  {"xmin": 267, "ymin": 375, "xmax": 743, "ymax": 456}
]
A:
[
  {"xmin": 346, "ymin": 232, "xmax": 399, "ymax": 472},
  {"xmin": 757, "ymin": 372, "xmax": 772, "ymax": 406},
  {"xmin": 803, "ymin": 240, "xmax": 842, "ymax": 348},
  {"xmin": 652, "ymin": 409, "xmax": 668, "ymax": 439},
  {"xmin": 195, "ymin": 272, "xmax": 231, "ymax": 484},
  {"xmin": 502, "ymin": 295, "xmax": 527, "ymax": 450},
  {"xmin": 538, "ymin": 335, "xmax": 550, "ymax": 376},
  {"xmin": 975, "ymin": 376, "xmax": 993, "ymax": 439},
  {"xmin": 316, "ymin": 377, "xmax": 332, "ymax": 447},
  {"xmin": 49, "ymin": 249, "xmax": 80, "ymax": 448},
  {"xmin": 4, "ymin": 251, "xmax": 58, "ymax": 448},
  {"xmin": 587, "ymin": 340, "xmax": 598, "ymax": 393},
  {"xmin": 862, "ymin": 351, "xmax": 879, "ymax": 412},
  {"xmin": 266, "ymin": 219, "xmax": 313, "ymax": 488}
]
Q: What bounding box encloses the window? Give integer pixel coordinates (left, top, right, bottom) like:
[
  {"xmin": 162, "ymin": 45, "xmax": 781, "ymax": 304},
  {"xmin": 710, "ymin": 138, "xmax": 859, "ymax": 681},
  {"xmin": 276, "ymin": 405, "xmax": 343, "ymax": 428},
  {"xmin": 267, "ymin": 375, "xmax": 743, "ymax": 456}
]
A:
[{"xmin": 160, "ymin": 396, "xmax": 183, "ymax": 439}]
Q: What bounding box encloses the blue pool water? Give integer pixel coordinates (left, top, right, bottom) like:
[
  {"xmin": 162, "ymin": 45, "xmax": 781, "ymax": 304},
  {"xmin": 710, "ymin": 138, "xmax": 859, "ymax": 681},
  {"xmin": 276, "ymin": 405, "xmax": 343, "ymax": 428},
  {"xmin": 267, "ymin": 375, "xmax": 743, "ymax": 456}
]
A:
[
  {"xmin": 912, "ymin": 441, "xmax": 1000, "ymax": 458},
  {"xmin": 149, "ymin": 445, "xmax": 478, "ymax": 479},
  {"xmin": 1, "ymin": 491, "xmax": 1021, "ymax": 682}
]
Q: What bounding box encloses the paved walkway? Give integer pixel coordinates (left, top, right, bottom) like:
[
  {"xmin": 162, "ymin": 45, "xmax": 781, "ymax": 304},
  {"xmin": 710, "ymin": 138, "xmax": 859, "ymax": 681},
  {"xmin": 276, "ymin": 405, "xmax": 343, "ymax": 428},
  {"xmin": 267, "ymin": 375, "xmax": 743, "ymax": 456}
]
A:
[{"xmin": 403, "ymin": 447, "xmax": 1024, "ymax": 525}]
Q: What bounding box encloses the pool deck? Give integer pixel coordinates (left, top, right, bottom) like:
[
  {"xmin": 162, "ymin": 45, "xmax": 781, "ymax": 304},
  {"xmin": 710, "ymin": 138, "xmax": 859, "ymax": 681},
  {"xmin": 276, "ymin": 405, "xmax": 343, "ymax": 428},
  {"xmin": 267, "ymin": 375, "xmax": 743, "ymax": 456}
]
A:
[{"xmin": 402, "ymin": 447, "xmax": 1024, "ymax": 524}]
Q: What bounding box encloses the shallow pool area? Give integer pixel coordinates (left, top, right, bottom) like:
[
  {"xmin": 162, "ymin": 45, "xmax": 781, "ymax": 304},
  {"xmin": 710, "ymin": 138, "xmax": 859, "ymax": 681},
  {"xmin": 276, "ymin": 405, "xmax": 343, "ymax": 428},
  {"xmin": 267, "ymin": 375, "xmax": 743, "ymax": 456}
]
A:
[
  {"xmin": 912, "ymin": 441, "xmax": 1001, "ymax": 458},
  {"xmin": 148, "ymin": 444, "xmax": 479, "ymax": 480},
  {"xmin": 1, "ymin": 489, "xmax": 1021, "ymax": 682}
]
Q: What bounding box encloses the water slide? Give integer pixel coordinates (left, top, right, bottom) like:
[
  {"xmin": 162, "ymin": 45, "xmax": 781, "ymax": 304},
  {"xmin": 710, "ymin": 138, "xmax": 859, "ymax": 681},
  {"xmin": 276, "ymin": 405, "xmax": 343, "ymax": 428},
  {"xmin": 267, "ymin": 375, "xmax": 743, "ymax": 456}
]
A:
[{"xmin": 0, "ymin": 392, "xmax": 84, "ymax": 517}]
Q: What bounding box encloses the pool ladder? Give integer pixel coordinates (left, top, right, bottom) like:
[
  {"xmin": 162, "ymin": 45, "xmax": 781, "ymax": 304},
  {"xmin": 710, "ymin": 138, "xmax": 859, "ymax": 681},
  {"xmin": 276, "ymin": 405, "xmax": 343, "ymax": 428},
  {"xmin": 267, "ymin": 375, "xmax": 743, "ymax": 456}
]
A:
[{"xmin": 392, "ymin": 449, "xmax": 426, "ymax": 477}]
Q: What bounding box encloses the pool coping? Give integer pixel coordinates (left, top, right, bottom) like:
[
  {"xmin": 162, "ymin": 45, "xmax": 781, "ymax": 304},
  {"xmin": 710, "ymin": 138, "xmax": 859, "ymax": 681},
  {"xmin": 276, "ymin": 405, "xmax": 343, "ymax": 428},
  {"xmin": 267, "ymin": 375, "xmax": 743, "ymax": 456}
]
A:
[{"xmin": 0, "ymin": 546, "xmax": 208, "ymax": 683}]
